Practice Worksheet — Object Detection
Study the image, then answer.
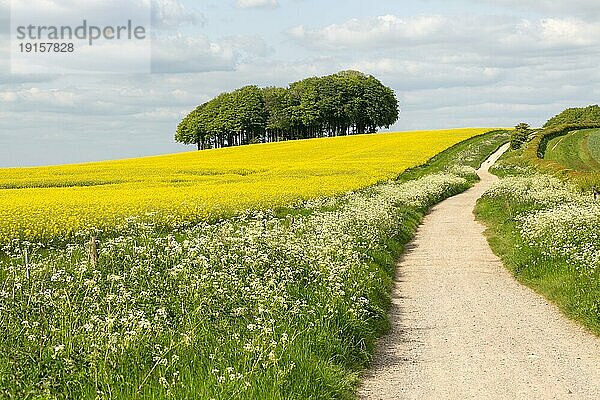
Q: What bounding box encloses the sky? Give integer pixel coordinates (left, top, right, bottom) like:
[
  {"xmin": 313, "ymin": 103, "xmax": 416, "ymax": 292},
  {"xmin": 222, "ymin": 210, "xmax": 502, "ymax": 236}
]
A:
[{"xmin": 0, "ymin": 0, "xmax": 599, "ymax": 167}]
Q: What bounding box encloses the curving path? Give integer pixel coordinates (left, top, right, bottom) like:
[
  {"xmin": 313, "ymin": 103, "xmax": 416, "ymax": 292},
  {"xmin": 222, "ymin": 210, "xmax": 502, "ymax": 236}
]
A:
[{"xmin": 359, "ymin": 144, "xmax": 600, "ymax": 399}]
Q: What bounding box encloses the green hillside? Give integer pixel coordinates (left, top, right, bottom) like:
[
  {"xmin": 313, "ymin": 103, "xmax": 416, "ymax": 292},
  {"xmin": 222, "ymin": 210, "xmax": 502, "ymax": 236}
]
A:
[{"xmin": 544, "ymin": 128, "xmax": 600, "ymax": 171}]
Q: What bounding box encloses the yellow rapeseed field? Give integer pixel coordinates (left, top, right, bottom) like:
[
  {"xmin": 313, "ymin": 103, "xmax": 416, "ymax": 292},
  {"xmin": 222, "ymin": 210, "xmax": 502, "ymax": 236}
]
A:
[{"xmin": 0, "ymin": 129, "xmax": 490, "ymax": 243}]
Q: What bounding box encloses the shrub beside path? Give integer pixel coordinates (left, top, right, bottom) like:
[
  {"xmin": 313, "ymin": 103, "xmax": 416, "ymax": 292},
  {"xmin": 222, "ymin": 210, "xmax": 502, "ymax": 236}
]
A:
[{"xmin": 359, "ymin": 144, "xmax": 600, "ymax": 399}]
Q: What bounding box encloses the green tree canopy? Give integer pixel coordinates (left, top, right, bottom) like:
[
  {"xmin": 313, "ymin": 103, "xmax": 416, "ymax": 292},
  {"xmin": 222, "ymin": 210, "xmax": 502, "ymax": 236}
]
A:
[
  {"xmin": 544, "ymin": 105, "xmax": 600, "ymax": 129},
  {"xmin": 175, "ymin": 71, "xmax": 400, "ymax": 149},
  {"xmin": 510, "ymin": 122, "xmax": 532, "ymax": 149}
]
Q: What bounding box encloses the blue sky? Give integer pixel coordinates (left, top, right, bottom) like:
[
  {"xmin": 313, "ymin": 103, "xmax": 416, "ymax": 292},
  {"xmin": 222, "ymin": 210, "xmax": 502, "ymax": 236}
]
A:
[{"xmin": 0, "ymin": 0, "xmax": 599, "ymax": 166}]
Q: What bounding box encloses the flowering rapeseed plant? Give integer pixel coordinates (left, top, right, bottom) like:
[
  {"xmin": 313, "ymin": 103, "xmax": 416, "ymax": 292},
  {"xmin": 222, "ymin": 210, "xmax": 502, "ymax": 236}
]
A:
[
  {"xmin": 0, "ymin": 167, "xmax": 476, "ymax": 399},
  {"xmin": 0, "ymin": 129, "xmax": 488, "ymax": 244}
]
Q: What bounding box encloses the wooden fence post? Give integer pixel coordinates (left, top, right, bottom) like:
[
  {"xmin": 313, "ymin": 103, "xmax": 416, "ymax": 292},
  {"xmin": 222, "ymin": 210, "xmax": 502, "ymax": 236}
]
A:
[
  {"xmin": 88, "ymin": 236, "xmax": 99, "ymax": 267},
  {"xmin": 24, "ymin": 248, "xmax": 30, "ymax": 280}
]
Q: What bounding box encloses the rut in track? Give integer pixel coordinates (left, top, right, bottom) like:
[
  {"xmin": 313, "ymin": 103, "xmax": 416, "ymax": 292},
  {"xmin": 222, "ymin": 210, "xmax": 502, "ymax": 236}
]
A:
[{"xmin": 359, "ymin": 144, "xmax": 600, "ymax": 400}]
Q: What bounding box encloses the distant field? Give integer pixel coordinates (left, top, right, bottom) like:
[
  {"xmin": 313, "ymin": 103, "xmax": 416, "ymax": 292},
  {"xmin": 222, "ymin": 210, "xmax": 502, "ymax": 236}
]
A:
[
  {"xmin": 0, "ymin": 128, "xmax": 491, "ymax": 244},
  {"xmin": 544, "ymin": 128, "xmax": 600, "ymax": 171}
]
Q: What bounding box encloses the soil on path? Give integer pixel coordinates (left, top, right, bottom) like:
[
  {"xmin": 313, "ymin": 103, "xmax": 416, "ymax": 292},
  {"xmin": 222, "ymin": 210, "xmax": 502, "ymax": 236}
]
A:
[{"xmin": 359, "ymin": 144, "xmax": 600, "ymax": 399}]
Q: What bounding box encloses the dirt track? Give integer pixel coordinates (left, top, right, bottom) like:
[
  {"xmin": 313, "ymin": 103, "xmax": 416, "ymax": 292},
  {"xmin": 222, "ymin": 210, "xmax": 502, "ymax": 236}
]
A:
[{"xmin": 359, "ymin": 144, "xmax": 600, "ymax": 399}]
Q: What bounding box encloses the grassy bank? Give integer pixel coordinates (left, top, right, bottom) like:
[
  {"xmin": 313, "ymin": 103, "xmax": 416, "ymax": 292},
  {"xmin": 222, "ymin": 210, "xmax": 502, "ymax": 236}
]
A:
[
  {"xmin": 477, "ymin": 107, "xmax": 600, "ymax": 340},
  {"xmin": 399, "ymin": 129, "xmax": 510, "ymax": 181},
  {"xmin": 0, "ymin": 130, "xmax": 509, "ymax": 399},
  {"xmin": 544, "ymin": 128, "xmax": 600, "ymax": 172},
  {"xmin": 520, "ymin": 123, "xmax": 600, "ymax": 190},
  {"xmin": 476, "ymin": 147, "xmax": 600, "ymax": 337}
]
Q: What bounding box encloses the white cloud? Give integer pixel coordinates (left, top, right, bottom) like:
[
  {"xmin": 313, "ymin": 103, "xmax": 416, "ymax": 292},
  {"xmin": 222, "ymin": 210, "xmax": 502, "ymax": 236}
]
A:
[
  {"xmin": 478, "ymin": 0, "xmax": 600, "ymax": 19},
  {"xmin": 235, "ymin": 0, "xmax": 278, "ymax": 10},
  {"xmin": 539, "ymin": 18, "xmax": 600, "ymax": 46},
  {"xmin": 0, "ymin": 88, "xmax": 131, "ymax": 114},
  {"xmin": 151, "ymin": 35, "xmax": 236, "ymax": 73},
  {"xmin": 3, "ymin": 0, "xmax": 199, "ymax": 31},
  {"xmin": 282, "ymin": 12, "xmax": 599, "ymax": 131},
  {"xmin": 288, "ymin": 15, "xmax": 448, "ymax": 49},
  {"xmin": 152, "ymin": 0, "xmax": 205, "ymax": 29},
  {"xmin": 494, "ymin": 17, "xmax": 600, "ymax": 50},
  {"xmin": 221, "ymin": 35, "xmax": 270, "ymax": 57},
  {"xmin": 349, "ymin": 59, "xmax": 504, "ymax": 90},
  {"xmin": 288, "ymin": 14, "xmax": 600, "ymax": 53},
  {"xmin": 9, "ymin": 0, "xmax": 152, "ymax": 25},
  {"xmin": 0, "ymin": 82, "xmax": 203, "ymax": 116},
  {"xmin": 150, "ymin": 34, "xmax": 270, "ymax": 73}
]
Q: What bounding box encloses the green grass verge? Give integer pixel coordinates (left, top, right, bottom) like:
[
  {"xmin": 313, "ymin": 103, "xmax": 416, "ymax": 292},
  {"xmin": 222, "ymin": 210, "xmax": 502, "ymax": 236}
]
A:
[
  {"xmin": 399, "ymin": 129, "xmax": 510, "ymax": 181},
  {"xmin": 478, "ymin": 108, "xmax": 600, "ymax": 337},
  {"xmin": 520, "ymin": 123, "xmax": 600, "ymax": 190},
  {"xmin": 476, "ymin": 197, "xmax": 600, "ymax": 336},
  {"xmin": 544, "ymin": 129, "xmax": 600, "ymax": 172},
  {"xmin": 477, "ymin": 140, "xmax": 600, "ymax": 338}
]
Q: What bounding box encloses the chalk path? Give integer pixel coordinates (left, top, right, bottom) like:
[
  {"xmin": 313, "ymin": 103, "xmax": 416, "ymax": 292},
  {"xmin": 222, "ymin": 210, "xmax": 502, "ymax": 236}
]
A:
[{"xmin": 359, "ymin": 144, "xmax": 600, "ymax": 399}]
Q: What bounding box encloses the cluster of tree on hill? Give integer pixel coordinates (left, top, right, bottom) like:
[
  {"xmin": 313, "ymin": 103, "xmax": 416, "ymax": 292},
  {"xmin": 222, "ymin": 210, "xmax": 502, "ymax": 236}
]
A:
[
  {"xmin": 544, "ymin": 105, "xmax": 600, "ymax": 129},
  {"xmin": 175, "ymin": 71, "xmax": 399, "ymax": 150}
]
